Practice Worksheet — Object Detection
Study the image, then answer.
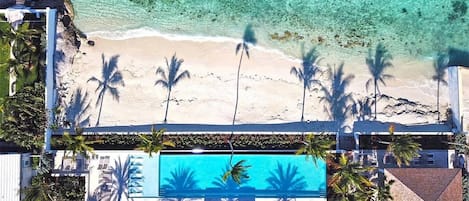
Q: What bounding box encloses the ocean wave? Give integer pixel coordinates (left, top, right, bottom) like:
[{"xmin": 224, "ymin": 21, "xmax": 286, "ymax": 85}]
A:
[{"xmin": 86, "ymin": 27, "xmax": 301, "ymax": 63}]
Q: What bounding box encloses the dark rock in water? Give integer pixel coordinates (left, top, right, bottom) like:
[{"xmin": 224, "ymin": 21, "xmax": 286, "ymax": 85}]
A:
[
  {"xmin": 87, "ymin": 40, "xmax": 95, "ymax": 46},
  {"xmin": 62, "ymin": 15, "xmax": 71, "ymax": 27},
  {"xmin": 401, "ymin": 8, "xmax": 407, "ymax": 13}
]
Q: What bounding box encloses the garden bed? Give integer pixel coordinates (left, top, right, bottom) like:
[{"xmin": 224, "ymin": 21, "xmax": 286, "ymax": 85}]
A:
[{"xmin": 52, "ymin": 133, "xmax": 337, "ymax": 151}]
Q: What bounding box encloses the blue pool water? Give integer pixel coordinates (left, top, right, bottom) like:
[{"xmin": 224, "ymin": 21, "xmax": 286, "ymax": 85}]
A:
[{"xmin": 129, "ymin": 154, "xmax": 327, "ymax": 198}]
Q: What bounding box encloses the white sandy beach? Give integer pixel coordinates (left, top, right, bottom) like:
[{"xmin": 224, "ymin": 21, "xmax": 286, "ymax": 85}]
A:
[{"xmin": 57, "ymin": 35, "xmax": 459, "ymax": 127}]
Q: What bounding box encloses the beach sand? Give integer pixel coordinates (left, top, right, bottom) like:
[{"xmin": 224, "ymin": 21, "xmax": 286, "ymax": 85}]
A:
[{"xmin": 58, "ymin": 35, "xmax": 452, "ymax": 127}]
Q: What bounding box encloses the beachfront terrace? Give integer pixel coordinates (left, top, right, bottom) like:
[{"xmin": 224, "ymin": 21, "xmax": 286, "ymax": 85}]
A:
[{"xmin": 353, "ymin": 121, "xmax": 456, "ymax": 169}]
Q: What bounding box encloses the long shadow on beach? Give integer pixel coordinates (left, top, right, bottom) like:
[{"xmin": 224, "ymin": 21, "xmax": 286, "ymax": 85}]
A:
[
  {"xmin": 64, "ymin": 88, "xmax": 91, "ymax": 129},
  {"xmin": 87, "ymin": 54, "xmax": 125, "ymax": 126},
  {"xmin": 320, "ymin": 62, "xmax": 354, "ymax": 133}
]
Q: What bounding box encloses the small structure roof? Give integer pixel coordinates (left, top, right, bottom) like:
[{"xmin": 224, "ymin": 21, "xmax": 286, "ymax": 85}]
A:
[{"xmin": 385, "ymin": 168, "xmax": 462, "ymax": 201}]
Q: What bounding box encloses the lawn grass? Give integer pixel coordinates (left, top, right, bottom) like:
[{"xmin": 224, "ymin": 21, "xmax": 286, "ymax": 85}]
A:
[{"xmin": 0, "ymin": 16, "xmax": 10, "ymax": 98}]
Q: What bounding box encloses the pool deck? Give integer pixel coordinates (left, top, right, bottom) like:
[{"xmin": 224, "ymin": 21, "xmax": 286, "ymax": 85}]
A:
[{"xmin": 53, "ymin": 150, "xmax": 327, "ymax": 201}]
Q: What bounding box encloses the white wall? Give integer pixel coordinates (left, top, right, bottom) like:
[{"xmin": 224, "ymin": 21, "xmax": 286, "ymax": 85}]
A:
[
  {"xmin": 0, "ymin": 154, "xmax": 21, "ymax": 201},
  {"xmin": 448, "ymin": 66, "xmax": 463, "ymax": 132}
]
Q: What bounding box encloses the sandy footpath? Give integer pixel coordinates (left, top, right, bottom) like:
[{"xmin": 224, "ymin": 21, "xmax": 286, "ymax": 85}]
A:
[{"xmin": 58, "ymin": 35, "xmax": 456, "ymax": 127}]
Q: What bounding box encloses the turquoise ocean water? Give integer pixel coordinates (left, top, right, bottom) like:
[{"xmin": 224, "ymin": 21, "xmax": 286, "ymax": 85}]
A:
[{"xmin": 71, "ymin": 0, "xmax": 468, "ymax": 59}]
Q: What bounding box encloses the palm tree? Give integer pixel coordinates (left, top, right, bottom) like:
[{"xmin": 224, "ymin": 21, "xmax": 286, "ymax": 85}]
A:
[
  {"xmin": 329, "ymin": 154, "xmax": 374, "ymax": 200},
  {"xmin": 365, "ymin": 43, "xmax": 393, "ymax": 120},
  {"xmin": 60, "ymin": 127, "xmax": 101, "ymax": 173},
  {"xmin": 155, "ymin": 53, "xmax": 190, "ymax": 123},
  {"xmin": 320, "ymin": 63, "xmax": 354, "ymax": 130},
  {"xmin": 432, "ymin": 52, "xmax": 448, "ymax": 122},
  {"xmin": 87, "ymin": 54, "xmax": 124, "ymax": 126},
  {"xmin": 227, "ymin": 25, "xmax": 256, "ymax": 183},
  {"xmin": 374, "ymin": 177, "xmax": 395, "ymax": 201},
  {"xmin": 0, "ymin": 22, "xmax": 42, "ymax": 95},
  {"xmin": 379, "ymin": 125, "xmax": 422, "ymax": 167},
  {"xmin": 296, "ymin": 133, "xmax": 334, "ymax": 166},
  {"xmin": 290, "ymin": 47, "xmax": 322, "ymax": 122},
  {"xmin": 223, "ymin": 160, "xmax": 251, "ymax": 185},
  {"xmin": 212, "ymin": 165, "xmax": 243, "ymax": 190},
  {"xmin": 137, "ymin": 127, "xmax": 175, "ymax": 157},
  {"xmin": 23, "ymin": 175, "xmax": 54, "ymax": 201}
]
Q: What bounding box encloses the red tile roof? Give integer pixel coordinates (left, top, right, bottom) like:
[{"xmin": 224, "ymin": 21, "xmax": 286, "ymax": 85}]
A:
[{"xmin": 385, "ymin": 168, "xmax": 462, "ymax": 201}]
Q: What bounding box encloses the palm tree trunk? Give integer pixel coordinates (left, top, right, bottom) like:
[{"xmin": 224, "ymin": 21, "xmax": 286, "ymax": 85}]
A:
[
  {"xmin": 229, "ymin": 48, "xmax": 245, "ymax": 166},
  {"xmin": 437, "ymin": 80, "xmax": 440, "ymax": 122},
  {"xmin": 163, "ymin": 89, "xmax": 171, "ymax": 123},
  {"xmin": 301, "ymin": 84, "xmax": 306, "ymax": 122},
  {"xmin": 96, "ymin": 91, "xmax": 105, "ymax": 126},
  {"xmin": 374, "ymin": 79, "xmax": 377, "ymax": 120}
]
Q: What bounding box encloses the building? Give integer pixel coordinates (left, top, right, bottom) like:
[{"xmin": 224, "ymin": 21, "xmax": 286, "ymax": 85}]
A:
[
  {"xmin": 385, "ymin": 168, "xmax": 462, "ymax": 201},
  {"xmin": 0, "ymin": 153, "xmax": 33, "ymax": 201},
  {"xmin": 353, "ymin": 121, "xmax": 455, "ymax": 168}
]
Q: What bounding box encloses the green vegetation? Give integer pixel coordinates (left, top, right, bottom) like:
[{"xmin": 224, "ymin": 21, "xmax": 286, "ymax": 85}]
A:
[
  {"xmin": 296, "ymin": 133, "xmax": 335, "ymax": 166},
  {"xmin": 52, "ymin": 133, "xmax": 314, "ymax": 151},
  {"xmin": 0, "ymin": 83, "xmax": 46, "ymax": 151},
  {"xmin": 0, "ymin": 18, "xmax": 10, "ymax": 97},
  {"xmin": 380, "ymin": 125, "xmax": 422, "ymax": 167},
  {"xmin": 23, "ymin": 175, "xmax": 86, "ymax": 201},
  {"xmin": 222, "ymin": 160, "xmax": 251, "ymax": 184},
  {"xmin": 137, "ymin": 127, "xmax": 174, "ymax": 157},
  {"xmin": 328, "ymin": 154, "xmax": 375, "ymax": 200}
]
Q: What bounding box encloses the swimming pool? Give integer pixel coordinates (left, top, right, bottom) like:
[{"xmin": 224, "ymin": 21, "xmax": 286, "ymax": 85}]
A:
[{"xmin": 129, "ymin": 153, "xmax": 327, "ymax": 199}]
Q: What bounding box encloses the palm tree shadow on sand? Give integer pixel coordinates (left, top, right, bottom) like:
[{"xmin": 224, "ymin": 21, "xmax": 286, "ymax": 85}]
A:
[
  {"xmin": 87, "ymin": 54, "xmax": 125, "ymax": 126},
  {"xmin": 89, "ymin": 156, "xmax": 133, "ymax": 201},
  {"xmin": 161, "ymin": 165, "xmax": 199, "ymax": 201},
  {"xmin": 320, "ymin": 62, "xmax": 354, "ymax": 132},
  {"xmin": 266, "ymin": 162, "xmax": 307, "ymax": 201},
  {"xmin": 290, "ymin": 46, "xmax": 322, "ymax": 122},
  {"xmin": 155, "ymin": 53, "xmax": 190, "ymax": 123},
  {"xmin": 63, "ymin": 88, "xmax": 92, "ymax": 130}
]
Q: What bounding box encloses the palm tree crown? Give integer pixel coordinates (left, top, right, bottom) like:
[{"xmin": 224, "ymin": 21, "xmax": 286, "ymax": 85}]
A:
[
  {"xmin": 432, "ymin": 52, "xmax": 448, "ymax": 122},
  {"xmin": 87, "ymin": 54, "xmax": 124, "ymax": 126},
  {"xmin": 290, "ymin": 47, "xmax": 321, "ymax": 122},
  {"xmin": 137, "ymin": 127, "xmax": 175, "ymax": 157},
  {"xmin": 380, "ymin": 125, "xmax": 422, "ymax": 167},
  {"xmin": 329, "ymin": 154, "xmax": 374, "ymax": 200},
  {"xmin": 365, "ymin": 43, "xmax": 393, "ymax": 120},
  {"xmin": 296, "ymin": 133, "xmax": 334, "ymax": 166},
  {"xmin": 61, "ymin": 130, "xmax": 100, "ymax": 160},
  {"xmin": 223, "ymin": 159, "xmax": 251, "ymax": 185},
  {"xmin": 155, "ymin": 53, "xmax": 190, "ymax": 123}
]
